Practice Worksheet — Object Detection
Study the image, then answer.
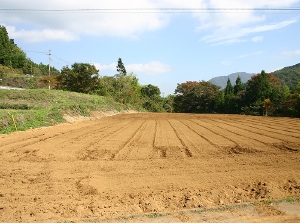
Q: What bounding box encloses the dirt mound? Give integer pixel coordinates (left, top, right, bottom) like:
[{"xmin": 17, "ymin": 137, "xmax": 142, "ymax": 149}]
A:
[{"xmin": 0, "ymin": 113, "xmax": 300, "ymax": 222}]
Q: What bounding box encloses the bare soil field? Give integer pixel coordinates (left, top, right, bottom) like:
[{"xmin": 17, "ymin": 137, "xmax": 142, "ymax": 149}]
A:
[{"xmin": 0, "ymin": 113, "xmax": 300, "ymax": 222}]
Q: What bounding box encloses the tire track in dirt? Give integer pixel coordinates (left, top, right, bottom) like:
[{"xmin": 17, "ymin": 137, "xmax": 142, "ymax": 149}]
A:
[
  {"xmin": 200, "ymin": 119, "xmax": 275, "ymax": 152},
  {"xmin": 152, "ymin": 120, "xmax": 162, "ymax": 157},
  {"xmin": 216, "ymin": 121, "xmax": 300, "ymax": 143},
  {"xmin": 213, "ymin": 119, "xmax": 282, "ymax": 144},
  {"xmin": 77, "ymin": 119, "xmax": 139, "ymax": 161},
  {"xmin": 0, "ymin": 119, "xmax": 116, "ymax": 155},
  {"xmin": 199, "ymin": 119, "xmax": 281, "ymax": 153},
  {"xmin": 1, "ymin": 118, "xmax": 138, "ymax": 163},
  {"xmin": 42, "ymin": 119, "xmax": 132, "ymax": 151},
  {"xmin": 185, "ymin": 119, "xmax": 234, "ymax": 148},
  {"xmin": 110, "ymin": 120, "xmax": 150, "ymax": 160},
  {"xmin": 240, "ymin": 118, "xmax": 300, "ymax": 136},
  {"xmin": 0, "ymin": 132, "xmax": 52, "ymax": 148},
  {"xmin": 167, "ymin": 120, "xmax": 193, "ymax": 157},
  {"xmin": 184, "ymin": 119, "xmax": 235, "ymax": 148},
  {"xmin": 152, "ymin": 119, "xmax": 168, "ymax": 158},
  {"xmin": 168, "ymin": 119, "xmax": 219, "ymax": 156},
  {"xmin": 151, "ymin": 119, "xmax": 193, "ymax": 159},
  {"xmin": 234, "ymin": 119, "xmax": 300, "ymax": 141},
  {"xmin": 260, "ymin": 118, "xmax": 300, "ymax": 130}
]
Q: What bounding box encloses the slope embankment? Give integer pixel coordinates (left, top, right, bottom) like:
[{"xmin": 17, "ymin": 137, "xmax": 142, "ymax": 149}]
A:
[{"xmin": 0, "ymin": 89, "xmax": 139, "ymax": 133}]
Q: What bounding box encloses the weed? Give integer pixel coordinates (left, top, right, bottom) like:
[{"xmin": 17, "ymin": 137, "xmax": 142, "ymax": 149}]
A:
[
  {"xmin": 146, "ymin": 212, "xmax": 165, "ymax": 218},
  {"xmin": 283, "ymin": 197, "xmax": 298, "ymax": 202},
  {"xmin": 263, "ymin": 197, "xmax": 299, "ymax": 205},
  {"xmin": 191, "ymin": 197, "xmax": 299, "ymax": 215}
]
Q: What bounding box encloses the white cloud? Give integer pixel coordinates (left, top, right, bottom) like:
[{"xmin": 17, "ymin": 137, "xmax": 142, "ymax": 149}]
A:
[
  {"xmin": 281, "ymin": 49, "xmax": 300, "ymax": 56},
  {"xmin": 195, "ymin": 1, "xmax": 298, "ymax": 45},
  {"xmin": 94, "ymin": 61, "xmax": 171, "ymax": 76},
  {"xmin": 252, "ymin": 36, "xmax": 264, "ymax": 42},
  {"xmin": 6, "ymin": 26, "xmax": 78, "ymax": 42},
  {"xmin": 94, "ymin": 63, "xmax": 117, "ymax": 72},
  {"xmin": 221, "ymin": 60, "xmax": 231, "ymax": 66},
  {"xmin": 222, "ymin": 51, "xmax": 264, "ymax": 65},
  {"xmin": 234, "ymin": 51, "xmax": 264, "ymax": 59},
  {"xmin": 210, "ymin": 39, "xmax": 247, "ymax": 46},
  {"xmin": 0, "ymin": 0, "xmax": 171, "ymax": 42},
  {"xmin": 201, "ymin": 19, "xmax": 296, "ymax": 45},
  {"xmin": 1, "ymin": 0, "xmax": 299, "ymax": 43},
  {"xmin": 234, "ymin": 54, "xmax": 248, "ymax": 59},
  {"xmin": 127, "ymin": 61, "xmax": 171, "ymax": 75}
]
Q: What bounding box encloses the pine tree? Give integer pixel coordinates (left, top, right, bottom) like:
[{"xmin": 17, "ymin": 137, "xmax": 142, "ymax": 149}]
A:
[
  {"xmin": 257, "ymin": 70, "xmax": 272, "ymax": 101},
  {"xmin": 116, "ymin": 57, "xmax": 127, "ymax": 76},
  {"xmin": 0, "ymin": 25, "xmax": 26, "ymax": 69},
  {"xmin": 0, "ymin": 25, "xmax": 11, "ymax": 66},
  {"xmin": 233, "ymin": 76, "xmax": 244, "ymax": 95},
  {"xmin": 224, "ymin": 78, "xmax": 233, "ymax": 96}
]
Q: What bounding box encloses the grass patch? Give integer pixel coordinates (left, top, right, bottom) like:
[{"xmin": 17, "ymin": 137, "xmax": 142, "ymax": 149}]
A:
[
  {"xmin": 190, "ymin": 202, "xmax": 256, "ymax": 214},
  {"xmin": 191, "ymin": 197, "xmax": 299, "ymax": 214},
  {"xmin": 146, "ymin": 212, "xmax": 166, "ymax": 218},
  {"xmin": 0, "ymin": 89, "xmax": 138, "ymax": 134},
  {"xmin": 263, "ymin": 197, "xmax": 299, "ymax": 205}
]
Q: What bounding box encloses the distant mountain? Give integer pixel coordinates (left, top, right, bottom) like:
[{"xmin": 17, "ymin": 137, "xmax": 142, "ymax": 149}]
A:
[
  {"xmin": 209, "ymin": 72, "xmax": 255, "ymax": 89},
  {"xmin": 271, "ymin": 63, "xmax": 300, "ymax": 87}
]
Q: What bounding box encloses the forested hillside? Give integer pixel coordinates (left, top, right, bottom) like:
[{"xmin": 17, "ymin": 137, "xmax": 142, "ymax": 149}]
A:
[
  {"xmin": 0, "ymin": 25, "xmax": 60, "ymax": 89},
  {"xmin": 271, "ymin": 63, "xmax": 300, "ymax": 87}
]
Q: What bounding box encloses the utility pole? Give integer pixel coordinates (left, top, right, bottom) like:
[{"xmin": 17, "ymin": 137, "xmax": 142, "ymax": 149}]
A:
[{"xmin": 47, "ymin": 50, "xmax": 51, "ymax": 90}]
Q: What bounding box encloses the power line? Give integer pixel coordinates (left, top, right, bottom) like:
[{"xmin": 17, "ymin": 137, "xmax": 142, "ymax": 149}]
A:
[
  {"xmin": 0, "ymin": 8, "xmax": 300, "ymax": 13},
  {"xmin": 24, "ymin": 50, "xmax": 48, "ymax": 54},
  {"xmin": 52, "ymin": 54, "xmax": 71, "ymax": 65}
]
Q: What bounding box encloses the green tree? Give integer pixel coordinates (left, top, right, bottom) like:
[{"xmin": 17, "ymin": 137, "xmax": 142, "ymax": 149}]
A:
[
  {"xmin": 0, "ymin": 26, "xmax": 10, "ymax": 66},
  {"xmin": 281, "ymin": 85, "xmax": 290, "ymax": 101},
  {"xmin": 163, "ymin": 94, "xmax": 175, "ymax": 113},
  {"xmin": 140, "ymin": 84, "xmax": 165, "ymax": 112},
  {"xmin": 213, "ymin": 91, "xmax": 225, "ymax": 113},
  {"xmin": 96, "ymin": 72, "xmax": 143, "ymax": 106},
  {"xmin": 141, "ymin": 84, "xmax": 161, "ymax": 98},
  {"xmin": 114, "ymin": 73, "xmax": 141, "ymax": 105},
  {"xmin": 223, "ymin": 78, "xmax": 235, "ymax": 113},
  {"xmin": 224, "ymin": 78, "xmax": 233, "ymax": 96},
  {"xmin": 116, "ymin": 57, "xmax": 127, "ymax": 76},
  {"xmin": 96, "ymin": 76, "xmax": 117, "ymax": 97},
  {"xmin": 0, "ymin": 26, "xmax": 26, "ymax": 69},
  {"xmin": 58, "ymin": 63, "xmax": 99, "ymax": 93},
  {"xmin": 280, "ymin": 82, "xmax": 300, "ymax": 117},
  {"xmin": 233, "ymin": 76, "xmax": 244, "ymax": 95},
  {"xmin": 174, "ymin": 81, "xmax": 220, "ymax": 113},
  {"xmin": 243, "ymin": 71, "xmax": 282, "ymax": 115}
]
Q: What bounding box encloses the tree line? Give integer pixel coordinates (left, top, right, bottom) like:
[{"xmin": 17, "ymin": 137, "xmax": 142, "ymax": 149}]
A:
[
  {"xmin": 174, "ymin": 71, "xmax": 300, "ymax": 117},
  {"xmin": 54, "ymin": 59, "xmax": 173, "ymax": 112}
]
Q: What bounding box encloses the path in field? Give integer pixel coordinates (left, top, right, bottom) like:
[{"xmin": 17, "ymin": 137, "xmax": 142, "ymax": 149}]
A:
[{"xmin": 0, "ymin": 113, "xmax": 300, "ymax": 222}]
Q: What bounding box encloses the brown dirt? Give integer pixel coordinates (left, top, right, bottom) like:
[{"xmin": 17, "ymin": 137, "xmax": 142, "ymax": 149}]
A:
[{"xmin": 0, "ymin": 113, "xmax": 300, "ymax": 222}]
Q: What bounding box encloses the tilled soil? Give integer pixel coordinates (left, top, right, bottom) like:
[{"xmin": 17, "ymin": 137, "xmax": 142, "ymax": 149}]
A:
[{"xmin": 0, "ymin": 113, "xmax": 299, "ymax": 222}]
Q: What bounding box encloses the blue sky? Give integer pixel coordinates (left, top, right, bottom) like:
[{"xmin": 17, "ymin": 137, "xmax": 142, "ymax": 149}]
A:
[{"xmin": 1, "ymin": 0, "xmax": 300, "ymax": 95}]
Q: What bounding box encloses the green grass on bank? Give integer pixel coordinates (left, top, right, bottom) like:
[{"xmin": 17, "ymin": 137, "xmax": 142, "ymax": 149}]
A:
[{"xmin": 0, "ymin": 89, "xmax": 138, "ymax": 134}]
